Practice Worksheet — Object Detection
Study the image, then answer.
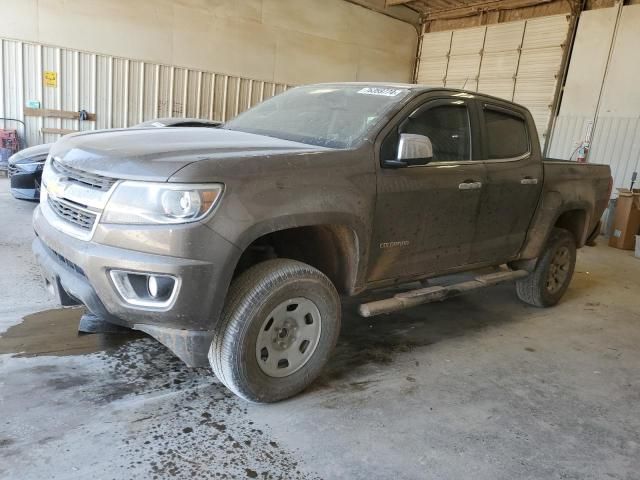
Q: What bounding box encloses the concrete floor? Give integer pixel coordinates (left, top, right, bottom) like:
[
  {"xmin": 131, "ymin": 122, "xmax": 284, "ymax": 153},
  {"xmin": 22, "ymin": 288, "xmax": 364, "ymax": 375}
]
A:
[{"xmin": 1, "ymin": 176, "xmax": 639, "ymax": 480}]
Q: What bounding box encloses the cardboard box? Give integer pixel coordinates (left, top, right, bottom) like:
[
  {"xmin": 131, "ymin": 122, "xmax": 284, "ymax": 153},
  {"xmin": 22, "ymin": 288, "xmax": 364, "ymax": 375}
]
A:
[{"xmin": 609, "ymin": 188, "xmax": 640, "ymax": 250}]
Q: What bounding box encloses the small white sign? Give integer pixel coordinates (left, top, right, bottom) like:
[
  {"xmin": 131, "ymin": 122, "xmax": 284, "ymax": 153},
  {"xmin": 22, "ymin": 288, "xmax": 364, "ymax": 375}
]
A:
[{"xmin": 358, "ymin": 87, "xmax": 404, "ymax": 97}]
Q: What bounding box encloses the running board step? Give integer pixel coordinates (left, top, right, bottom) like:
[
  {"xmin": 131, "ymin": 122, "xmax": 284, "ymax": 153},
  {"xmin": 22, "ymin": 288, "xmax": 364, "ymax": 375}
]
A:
[{"xmin": 358, "ymin": 270, "xmax": 529, "ymax": 318}]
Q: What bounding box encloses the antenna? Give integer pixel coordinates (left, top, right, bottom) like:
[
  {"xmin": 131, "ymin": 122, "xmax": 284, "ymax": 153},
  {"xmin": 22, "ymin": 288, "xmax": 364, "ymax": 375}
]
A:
[{"xmin": 461, "ymin": 77, "xmax": 469, "ymax": 90}]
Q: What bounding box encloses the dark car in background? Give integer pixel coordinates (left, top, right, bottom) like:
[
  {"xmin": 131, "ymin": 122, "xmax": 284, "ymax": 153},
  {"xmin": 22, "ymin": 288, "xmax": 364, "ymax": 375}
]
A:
[
  {"xmin": 7, "ymin": 118, "xmax": 222, "ymax": 201},
  {"xmin": 7, "ymin": 143, "xmax": 52, "ymax": 200}
]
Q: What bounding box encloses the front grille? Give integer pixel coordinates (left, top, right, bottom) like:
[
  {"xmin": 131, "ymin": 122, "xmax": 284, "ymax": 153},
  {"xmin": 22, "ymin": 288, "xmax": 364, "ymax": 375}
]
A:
[
  {"xmin": 52, "ymin": 159, "xmax": 117, "ymax": 191},
  {"xmin": 47, "ymin": 196, "xmax": 97, "ymax": 231},
  {"xmin": 7, "ymin": 165, "xmax": 18, "ymax": 177}
]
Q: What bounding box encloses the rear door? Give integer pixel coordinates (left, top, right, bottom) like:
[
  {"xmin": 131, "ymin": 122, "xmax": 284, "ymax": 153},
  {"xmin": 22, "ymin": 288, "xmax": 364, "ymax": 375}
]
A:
[
  {"xmin": 470, "ymin": 102, "xmax": 543, "ymax": 264},
  {"xmin": 367, "ymin": 93, "xmax": 486, "ymax": 282}
]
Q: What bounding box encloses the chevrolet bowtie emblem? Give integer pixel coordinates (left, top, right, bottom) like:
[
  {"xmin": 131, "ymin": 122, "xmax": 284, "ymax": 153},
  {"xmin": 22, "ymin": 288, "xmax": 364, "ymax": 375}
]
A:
[{"xmin": 48, "ymin": 179, "xmax": 69, "ymax": 198}]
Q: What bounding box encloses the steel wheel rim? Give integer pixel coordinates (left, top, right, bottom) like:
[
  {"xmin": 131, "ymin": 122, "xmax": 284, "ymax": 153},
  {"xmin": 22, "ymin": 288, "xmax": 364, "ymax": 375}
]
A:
[
  {"xmin": 546, "ymin": 245, "xmax": 571, "ymax": 294},
  {"xmin": 255, "ymin": 297, "xmax": 322, "ymax": 378}
]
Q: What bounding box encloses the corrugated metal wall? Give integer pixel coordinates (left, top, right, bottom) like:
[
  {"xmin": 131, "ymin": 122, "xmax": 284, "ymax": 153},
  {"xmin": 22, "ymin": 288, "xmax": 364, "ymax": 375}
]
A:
[
  {"xmin": 417, "ymin": 14, "xmax": 570, "ymax": 146},
  {"xmin": 0, "ymin": 38, "xmax": 290, "ymax": 147},
  {"xmin": 550, "ymin": 116, "xmax": 640, "ymax": 191}
]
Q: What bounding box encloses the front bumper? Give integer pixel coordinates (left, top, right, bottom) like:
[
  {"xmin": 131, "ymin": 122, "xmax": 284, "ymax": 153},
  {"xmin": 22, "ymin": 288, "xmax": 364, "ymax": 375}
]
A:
[
  {"xmin": 32, "ymin": 205, "xmax": 241, "ymax": 366},
  {"xmin": 9, "ymin": 165, "xmax": 42, "ymax": 200}
]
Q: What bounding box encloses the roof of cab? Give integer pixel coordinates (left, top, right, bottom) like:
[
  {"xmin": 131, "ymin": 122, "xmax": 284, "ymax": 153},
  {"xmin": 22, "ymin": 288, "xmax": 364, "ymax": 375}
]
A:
[
  {"xmin": 302, "ymin": 82, "xmax": 484, "ymax": 97},
  {"xmin": 303, "ymin": 82, "xmax": 527, "ymax": 110}
]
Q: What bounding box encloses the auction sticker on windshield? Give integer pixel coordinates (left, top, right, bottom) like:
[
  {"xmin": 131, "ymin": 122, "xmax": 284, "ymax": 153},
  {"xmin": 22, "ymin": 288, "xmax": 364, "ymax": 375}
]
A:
[{"xmin": 358, "ymin": 87, "xmax": 405, "ymax": 97}]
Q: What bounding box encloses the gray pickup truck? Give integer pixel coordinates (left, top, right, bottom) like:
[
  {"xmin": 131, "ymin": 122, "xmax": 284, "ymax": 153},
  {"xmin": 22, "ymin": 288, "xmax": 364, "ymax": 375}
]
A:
[{"xmin": 33, "ymin": 83, "xmax": 611, "ymax": 402}]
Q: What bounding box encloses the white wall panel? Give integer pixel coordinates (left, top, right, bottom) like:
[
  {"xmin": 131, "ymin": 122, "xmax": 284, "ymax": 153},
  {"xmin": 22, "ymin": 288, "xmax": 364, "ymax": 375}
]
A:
[
  {"xmin": 1, "ymin": 41, "xmax": 23, "ymax": 127},
  {"xmin": 78, "ymin": 52, "xmax": 96, "ymax": 131},
  {"xmin": 21, "ymin": 43, "xmax": 41, "ymax": 143}
]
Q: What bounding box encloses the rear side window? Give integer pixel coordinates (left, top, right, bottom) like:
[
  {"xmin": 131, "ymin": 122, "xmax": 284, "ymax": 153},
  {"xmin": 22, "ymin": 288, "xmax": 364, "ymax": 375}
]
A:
[{"xmin": 484, "ymin": 107, "xmax": 529, "ymax": 159}]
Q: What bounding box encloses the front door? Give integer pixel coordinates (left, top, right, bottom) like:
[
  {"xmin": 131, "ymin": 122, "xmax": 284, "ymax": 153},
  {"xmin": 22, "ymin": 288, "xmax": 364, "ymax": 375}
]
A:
[{"xmin": 367, "ymin": 95, "xmax": 486, "ymax": 283}]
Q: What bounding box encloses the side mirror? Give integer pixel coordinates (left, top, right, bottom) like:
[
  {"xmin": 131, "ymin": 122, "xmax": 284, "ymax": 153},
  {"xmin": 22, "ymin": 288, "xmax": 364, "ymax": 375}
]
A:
[{"xmin": 383, "ymin": 133, "xmax": 433, "ymax": 168}]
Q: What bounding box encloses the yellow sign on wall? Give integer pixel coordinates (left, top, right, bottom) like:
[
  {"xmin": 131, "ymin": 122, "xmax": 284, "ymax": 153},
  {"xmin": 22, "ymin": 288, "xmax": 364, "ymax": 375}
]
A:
[{"xmin": 43, "ymin": 71, "xmax": 57, "ymax": 88}]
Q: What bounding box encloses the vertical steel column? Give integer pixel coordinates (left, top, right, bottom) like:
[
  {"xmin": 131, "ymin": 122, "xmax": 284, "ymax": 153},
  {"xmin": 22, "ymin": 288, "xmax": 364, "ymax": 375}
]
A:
[
  {"xmin": 586, "ymin": 0, "xmax": 624, "ymax": 163},
  {"xmin": 544, "ymin": 0, "xmax": 586, "ymax": 157}
]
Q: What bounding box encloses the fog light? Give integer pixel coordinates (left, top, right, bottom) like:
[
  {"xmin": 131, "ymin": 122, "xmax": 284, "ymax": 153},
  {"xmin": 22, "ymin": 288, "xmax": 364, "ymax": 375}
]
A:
[
  {"xmin": 147, "ymin": 275, "xmax": 174, "ymax": 299},
  {"xmin": 148, "ymin": 276, "xmax": 159, "ymax": 298},
  {"xmin": 110, "ymin": 270, "xmax": 179, "ymax": 308}
]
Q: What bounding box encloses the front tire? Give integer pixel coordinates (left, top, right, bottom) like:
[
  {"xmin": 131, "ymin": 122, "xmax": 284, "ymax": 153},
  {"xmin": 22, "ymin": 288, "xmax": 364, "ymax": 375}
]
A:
[
  {"xmin": 516, "ymin": 228, "xmax": 577, "ymax": 307},
  {"xmin": 209, "ymin": 259, "xmax": 340, "ymax": 403}
]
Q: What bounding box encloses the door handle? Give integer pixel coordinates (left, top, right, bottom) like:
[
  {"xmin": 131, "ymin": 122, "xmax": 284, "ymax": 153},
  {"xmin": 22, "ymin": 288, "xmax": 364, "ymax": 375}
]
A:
[
  {"xmin": 521, "ymin": 177, "xmax": 538, "ymax": 185},
  {"xmin": 458, "ymin": 181, "xmax": 482, "ymax": 190}
]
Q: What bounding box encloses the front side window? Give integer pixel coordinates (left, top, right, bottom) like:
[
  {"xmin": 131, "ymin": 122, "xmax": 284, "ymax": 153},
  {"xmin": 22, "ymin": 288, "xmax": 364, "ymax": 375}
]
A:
[
  {"xmin": 381, "ymin": 103, "xmax": 471, "ymax": 163},
  {"xmin": 484, "ymin": 107, "xmax": 529, "ymax": 159},
  {"xmin": 224, "ymin": 85, "xmax": 410, "ymax": 149}
]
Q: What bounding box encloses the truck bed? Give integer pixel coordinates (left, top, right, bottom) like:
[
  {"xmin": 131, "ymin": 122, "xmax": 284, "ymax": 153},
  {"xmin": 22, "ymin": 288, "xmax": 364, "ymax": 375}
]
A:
[
  {"xmin": 543, "ymin": 158, "xmax": 611, "ymax": 192},
  {"xmin": 543, "ymin": 158, "xmax": 611, "ymax": 234}
]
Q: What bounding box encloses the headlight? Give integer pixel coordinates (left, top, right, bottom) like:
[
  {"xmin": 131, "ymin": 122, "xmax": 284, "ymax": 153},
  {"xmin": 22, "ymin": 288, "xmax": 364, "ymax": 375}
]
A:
[{"xmin": 101, "ymin": 181, "xmax": 223, "ymax": 225}]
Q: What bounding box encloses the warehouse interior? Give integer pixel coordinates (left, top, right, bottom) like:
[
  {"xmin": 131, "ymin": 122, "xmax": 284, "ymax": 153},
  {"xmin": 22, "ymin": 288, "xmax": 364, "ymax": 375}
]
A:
[{"xmin": 1, "ymin": 1, "xmax": 639, "ymax": 479}]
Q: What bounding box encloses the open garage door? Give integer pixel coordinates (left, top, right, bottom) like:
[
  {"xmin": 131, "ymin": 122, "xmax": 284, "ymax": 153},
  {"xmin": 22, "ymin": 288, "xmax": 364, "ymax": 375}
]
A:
[{"xmin": 417, "ymin": 15, "xmax": 570, "ymax": 145}]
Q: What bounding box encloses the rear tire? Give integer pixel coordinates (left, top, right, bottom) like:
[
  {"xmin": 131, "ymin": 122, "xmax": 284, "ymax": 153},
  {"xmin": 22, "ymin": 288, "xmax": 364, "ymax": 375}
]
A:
[
  {"xmin": 209, "ymin": 259, "xmax": 340, "ymax": 403},
  {"xmin": 516, "ymin": 228, "xmax": 576, "ymax": 307}
]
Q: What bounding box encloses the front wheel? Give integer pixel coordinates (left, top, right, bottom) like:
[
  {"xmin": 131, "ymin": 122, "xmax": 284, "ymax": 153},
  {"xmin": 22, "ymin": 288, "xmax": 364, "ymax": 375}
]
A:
[
  {"xmin": 516, "ymin": 228, "xmax": 577, "ymax": 307},
  {"xmin": 209, "ymin": 259, "xmax": 340, "ymax": 403}
]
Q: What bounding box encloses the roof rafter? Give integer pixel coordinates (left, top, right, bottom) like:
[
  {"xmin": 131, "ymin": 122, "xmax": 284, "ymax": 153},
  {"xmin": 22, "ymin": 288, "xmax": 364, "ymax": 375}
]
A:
[
  {"xmin": 345, "ymin": 0, "xmax": 422, "ymax": 25},
  {"xmin": 422, "ymin": 0, "xmax": 556, "ymax": 19}
]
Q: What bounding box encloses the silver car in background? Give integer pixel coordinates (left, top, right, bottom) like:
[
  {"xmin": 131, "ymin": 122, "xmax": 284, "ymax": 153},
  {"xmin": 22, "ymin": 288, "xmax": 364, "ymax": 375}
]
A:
[{"xmin": 7, "ymin": 118, "xmax": 222, "ymax": 200}]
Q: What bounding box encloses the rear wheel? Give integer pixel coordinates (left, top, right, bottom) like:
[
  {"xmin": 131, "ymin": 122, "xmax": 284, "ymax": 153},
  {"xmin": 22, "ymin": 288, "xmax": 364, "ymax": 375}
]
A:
[
  {"xmin": 209, "ymin": 259, "xmax": 340, "ymax": 403},
  {"xmin": 516, "ymin": 228, "xmax": 577, "ymax": 307}
]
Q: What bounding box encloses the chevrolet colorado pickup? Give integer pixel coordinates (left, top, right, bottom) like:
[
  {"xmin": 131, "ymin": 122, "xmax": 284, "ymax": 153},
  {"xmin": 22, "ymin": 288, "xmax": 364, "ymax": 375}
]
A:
[{"xmin": 32, "ymin": 83, "xmax": 611, "ymax": 402}]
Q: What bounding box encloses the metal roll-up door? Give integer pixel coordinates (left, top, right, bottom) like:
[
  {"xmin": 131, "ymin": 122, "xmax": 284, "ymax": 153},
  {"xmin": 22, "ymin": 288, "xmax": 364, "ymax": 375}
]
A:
[
  {"xmin": 513, "ymin": 15, "xmax": 570, "ymax": 144},
  {"xmin": 478, "ymin": 21, "xmax": 525, "ymax": 100},
  {"xmin": 416, "ymin": 30, "xmax": 452, "ymax": 87},
  {"xmin": 417, "ymin": 14, "xmax": 570, "ymax": 146},
  {"xmin": 445, "ymin": 26, "xmax": 486, "ymax": 92}
]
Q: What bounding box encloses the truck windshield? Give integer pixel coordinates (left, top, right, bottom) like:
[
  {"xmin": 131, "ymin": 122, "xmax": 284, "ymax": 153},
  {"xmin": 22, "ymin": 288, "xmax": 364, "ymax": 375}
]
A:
[{"xmin": 224, "ymin": 85, "xmax": 409, "ymax": 148}]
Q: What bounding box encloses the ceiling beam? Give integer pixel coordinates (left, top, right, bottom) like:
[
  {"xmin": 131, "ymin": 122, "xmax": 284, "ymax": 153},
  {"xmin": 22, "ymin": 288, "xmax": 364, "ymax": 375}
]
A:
[
  {"xmin": 422, "ymin": 0, "xmax": 555, "ymax": 19},
  {"xmin": 385, "ymin": 0, "xmax": 415, "ymax": 5},
  {"xmin": 345, "ymin": 0, "xmax": 422, "ymax": 25}
]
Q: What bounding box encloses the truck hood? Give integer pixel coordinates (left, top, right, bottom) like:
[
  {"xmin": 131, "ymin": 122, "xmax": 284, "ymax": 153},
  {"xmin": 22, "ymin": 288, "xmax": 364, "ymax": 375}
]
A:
[{"xmin": 49, "ymin": 127, "xmax": 328, "ymax": 181}]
